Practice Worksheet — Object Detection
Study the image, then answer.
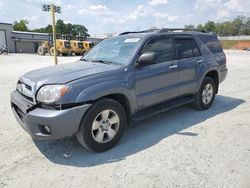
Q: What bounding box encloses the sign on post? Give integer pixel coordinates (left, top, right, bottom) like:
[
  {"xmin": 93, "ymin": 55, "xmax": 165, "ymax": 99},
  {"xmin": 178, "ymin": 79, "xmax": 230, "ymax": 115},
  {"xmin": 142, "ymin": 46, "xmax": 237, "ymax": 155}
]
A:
[
  {"xmin": 42, "ymin": 4, "xmax": 61, "ymax": 65},
  {"xmin": 42, "ymin": 4, "xmax": 62, "ymax": 13}
]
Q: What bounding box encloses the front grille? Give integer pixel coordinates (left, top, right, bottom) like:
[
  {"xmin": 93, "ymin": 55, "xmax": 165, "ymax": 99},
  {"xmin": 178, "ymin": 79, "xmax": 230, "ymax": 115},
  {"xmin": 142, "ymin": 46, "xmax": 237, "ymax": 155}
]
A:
[
  {"xmin": 78, "ymin": 43, "xmax": 83, "ymax": 49},
  {"xmin": 16, "ymin": 79, "xmax": 35, "ymax": 104},
  {"xmin": 19, "ymin": 91, "xmax": 33, "ymax": 102},
  {"xmin": 64, "ymin": 41, "xmax": 71, "ymax": 49}
]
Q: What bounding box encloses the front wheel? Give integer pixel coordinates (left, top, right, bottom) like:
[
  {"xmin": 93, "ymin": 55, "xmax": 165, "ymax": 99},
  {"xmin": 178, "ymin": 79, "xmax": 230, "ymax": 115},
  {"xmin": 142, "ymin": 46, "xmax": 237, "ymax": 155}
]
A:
[
  {"xmin": 191, "ymin": 77, "xmax": 216, "ymax": 110},
  {"xmin": 76, "ymin": 98, "xmax": 126, "ymax": 152}
]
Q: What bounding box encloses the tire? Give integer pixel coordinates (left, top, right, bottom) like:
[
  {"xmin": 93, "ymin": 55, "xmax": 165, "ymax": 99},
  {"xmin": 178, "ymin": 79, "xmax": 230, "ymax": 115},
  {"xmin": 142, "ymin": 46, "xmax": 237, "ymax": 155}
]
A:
[
  {"xmin": 37, "ymin": 46, "xmax": 46, "ymax": 55},
  {"xmin": 50, "ymin": 47, "xmax": 58, "ymax": 56},
  {"xmin": 76, "ymin": 98, "xmax": 126, "ymax": 152},
  {"xmin": 191, "ymin": 77, "xmax": 216, "ymax": 110},
  {"xmin": 61, "ymin": 53, "xmax": 69, "ymax": 56},
  {"xmin": 75, "ymin": 53, "xmax": 82, "ymax": 56}
]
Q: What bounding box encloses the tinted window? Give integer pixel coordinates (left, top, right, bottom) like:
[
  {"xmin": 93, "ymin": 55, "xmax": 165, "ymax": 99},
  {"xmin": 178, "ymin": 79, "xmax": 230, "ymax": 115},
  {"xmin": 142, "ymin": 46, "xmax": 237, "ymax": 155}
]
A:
[
  {"xmin": 142, "ymin": 36, "xmax": 173, "ymax": 63},
  {"xmin": 199, "ymin": 35, "xmax": 223, "ymax": 54},
  {"xmin": 175, "ymin": 38, "xmax": 201, "ymax": 59}
]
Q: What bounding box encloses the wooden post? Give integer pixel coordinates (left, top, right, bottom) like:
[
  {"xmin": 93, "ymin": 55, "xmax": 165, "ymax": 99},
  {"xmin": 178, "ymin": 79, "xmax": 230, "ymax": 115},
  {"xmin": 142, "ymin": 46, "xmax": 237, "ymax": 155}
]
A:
[{"xmin": 51, "ymin": 4, "xmax": 58, "ymax": 65}]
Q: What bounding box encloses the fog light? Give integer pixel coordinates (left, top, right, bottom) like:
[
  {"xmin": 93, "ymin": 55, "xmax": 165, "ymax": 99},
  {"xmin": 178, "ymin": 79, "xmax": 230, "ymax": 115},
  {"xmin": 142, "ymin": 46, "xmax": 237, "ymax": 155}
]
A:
[{"xmin": 44, "ymin": 125, "xmax": 51, "ymax": 134}]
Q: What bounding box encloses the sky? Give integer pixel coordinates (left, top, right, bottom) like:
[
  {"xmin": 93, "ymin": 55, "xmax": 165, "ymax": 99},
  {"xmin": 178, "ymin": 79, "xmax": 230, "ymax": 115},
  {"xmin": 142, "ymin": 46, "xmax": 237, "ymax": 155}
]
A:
[{"xmin": 0, "ymin": 0, "xmax": 250, "ymax": 35}]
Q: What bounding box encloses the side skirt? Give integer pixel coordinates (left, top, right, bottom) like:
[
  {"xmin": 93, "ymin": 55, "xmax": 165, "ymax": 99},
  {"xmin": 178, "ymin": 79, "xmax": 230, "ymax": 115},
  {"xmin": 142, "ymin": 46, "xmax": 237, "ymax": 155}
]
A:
[{"xmin": 132, "ymin": 95, "xmax": 195, "ymax": 122}]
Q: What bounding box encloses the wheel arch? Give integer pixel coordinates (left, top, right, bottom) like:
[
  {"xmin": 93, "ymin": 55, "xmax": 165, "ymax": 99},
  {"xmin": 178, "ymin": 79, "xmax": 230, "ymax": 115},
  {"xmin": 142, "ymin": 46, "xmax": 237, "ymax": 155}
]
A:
[
  {"xmin": 204, "ymin": 70, "xmax": 219, "ymax": 93},
  {"xmin": 97, "ymin": 93, "xmax": 132, "ymax": 124}
]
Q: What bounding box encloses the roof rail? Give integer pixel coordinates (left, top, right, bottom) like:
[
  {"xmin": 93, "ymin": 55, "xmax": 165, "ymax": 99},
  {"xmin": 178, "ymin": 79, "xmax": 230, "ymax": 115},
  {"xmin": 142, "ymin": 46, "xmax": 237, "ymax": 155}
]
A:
[
  {"xmin": 158, "ymin": 28, "xmax": 209, "ymax": 33},
  {"xmin": 119, "ymin": 29, "xmax": 158, "ymax": 35},
  {"xmin": 119, "ymin": 28, "xmax": 216, "ymax": 36}
]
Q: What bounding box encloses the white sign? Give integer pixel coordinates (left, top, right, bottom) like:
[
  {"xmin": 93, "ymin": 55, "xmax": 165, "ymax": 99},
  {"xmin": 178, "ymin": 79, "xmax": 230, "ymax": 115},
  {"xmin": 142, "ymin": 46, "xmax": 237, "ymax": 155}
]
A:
[{"xmin": 42, "ymin": 4, "xmax": 61, "ymax": 13}]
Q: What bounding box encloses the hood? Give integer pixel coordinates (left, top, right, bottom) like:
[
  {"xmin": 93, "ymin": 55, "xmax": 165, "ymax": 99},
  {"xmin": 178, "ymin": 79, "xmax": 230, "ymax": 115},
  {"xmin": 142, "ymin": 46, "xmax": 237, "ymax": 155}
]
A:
[{"xmin": 22, "ymin": 61, "xmax": 119, "ymax": 85}]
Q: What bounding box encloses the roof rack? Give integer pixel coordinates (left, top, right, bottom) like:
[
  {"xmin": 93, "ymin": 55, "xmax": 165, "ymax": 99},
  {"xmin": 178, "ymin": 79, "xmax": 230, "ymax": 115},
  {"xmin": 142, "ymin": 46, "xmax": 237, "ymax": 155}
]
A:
[
  {"xmin": 158, "ymin": 28, "xmax": 209, "ymax": 33},
  {"xmin": 119, "ymin": 28, "xmax": 216, "ymax": 36},
  {"xmin": 119, "ymin": 29, "xmax": 158, "ymax": 35}
]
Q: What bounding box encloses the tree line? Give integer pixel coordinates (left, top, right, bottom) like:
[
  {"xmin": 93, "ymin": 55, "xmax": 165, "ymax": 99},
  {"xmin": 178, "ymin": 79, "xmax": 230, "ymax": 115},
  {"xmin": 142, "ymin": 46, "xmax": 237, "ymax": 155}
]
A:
[
  {"xmin": 13, "ymin": 15, "xmax": 250, "ymax": 37},
  {"xmin": 13, "ymin": 19, "xmax": 89, "ymax": 37},
  {"xmin": 184, "ymin": 16, "xmax": 250, "ymax": 36}
]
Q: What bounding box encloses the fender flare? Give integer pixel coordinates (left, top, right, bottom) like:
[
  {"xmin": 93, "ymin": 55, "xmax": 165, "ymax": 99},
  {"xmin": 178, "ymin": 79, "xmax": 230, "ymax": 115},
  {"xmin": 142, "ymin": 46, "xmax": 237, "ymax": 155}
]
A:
[{"xmin": 75, "ymin": 80, "xmax": 136, "ymax": 114}]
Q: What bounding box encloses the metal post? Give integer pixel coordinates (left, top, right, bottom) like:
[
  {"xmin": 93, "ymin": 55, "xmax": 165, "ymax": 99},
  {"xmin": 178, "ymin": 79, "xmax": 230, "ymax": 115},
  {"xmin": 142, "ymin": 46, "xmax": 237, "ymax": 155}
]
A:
[{"xmin": 51, "ymin": 4, "xmax": 58, "ymax": 65}]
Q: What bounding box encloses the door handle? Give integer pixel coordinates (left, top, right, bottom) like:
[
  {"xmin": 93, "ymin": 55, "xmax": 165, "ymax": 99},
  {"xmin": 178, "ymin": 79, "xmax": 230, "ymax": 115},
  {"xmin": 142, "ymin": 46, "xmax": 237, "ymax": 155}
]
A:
[
  {"xmin": 169, "ymin": 64, "xmax": 178, "ymax": 69},
  {"xmin": 197, "ymin": 60, "xmax": 203, "ymax": 64}
]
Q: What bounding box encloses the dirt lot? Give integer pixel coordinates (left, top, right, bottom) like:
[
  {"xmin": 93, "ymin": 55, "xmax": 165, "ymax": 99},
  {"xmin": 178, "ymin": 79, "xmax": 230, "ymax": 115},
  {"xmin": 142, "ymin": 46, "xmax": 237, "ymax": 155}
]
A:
[
  {"xmin": 0, "ymin": 52, "xmax": 250, "ymax": 188},
  {"xmin": 220, "ymin": 40, "xmax": 250, "ymax": 50}
]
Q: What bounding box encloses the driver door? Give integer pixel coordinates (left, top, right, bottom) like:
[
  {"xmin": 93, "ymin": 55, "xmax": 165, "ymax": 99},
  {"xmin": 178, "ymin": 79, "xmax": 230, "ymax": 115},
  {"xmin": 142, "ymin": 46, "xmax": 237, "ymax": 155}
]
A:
[{"xmin": 134, "ymin": 36, "xmax": 179, "ymax": 110}]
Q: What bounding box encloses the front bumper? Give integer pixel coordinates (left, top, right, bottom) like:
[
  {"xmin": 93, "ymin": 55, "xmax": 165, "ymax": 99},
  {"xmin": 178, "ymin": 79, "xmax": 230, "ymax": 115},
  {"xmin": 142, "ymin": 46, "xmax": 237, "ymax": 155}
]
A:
[{"xmin": 11, "ymin": 90, "xmax": 91, "ymax": 140}]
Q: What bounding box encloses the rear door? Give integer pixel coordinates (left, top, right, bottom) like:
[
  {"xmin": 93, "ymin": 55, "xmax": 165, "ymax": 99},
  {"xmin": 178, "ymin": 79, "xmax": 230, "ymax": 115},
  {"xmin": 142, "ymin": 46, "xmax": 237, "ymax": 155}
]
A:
[
  {"xmin": 174, "ymin": 35, "xmax": 203, "ymax": 96},
  {"xmin": 134, "ymin": 35, "xmax": 179, "ymax": 110}
]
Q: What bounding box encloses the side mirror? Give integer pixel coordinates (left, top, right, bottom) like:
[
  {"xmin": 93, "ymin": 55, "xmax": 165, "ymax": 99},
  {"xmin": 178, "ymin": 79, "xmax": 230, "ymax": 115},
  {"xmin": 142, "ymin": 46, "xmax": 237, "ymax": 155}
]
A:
[{"xmin": 137, "ymin": 52, "xmax": 156, "ymax": 66}]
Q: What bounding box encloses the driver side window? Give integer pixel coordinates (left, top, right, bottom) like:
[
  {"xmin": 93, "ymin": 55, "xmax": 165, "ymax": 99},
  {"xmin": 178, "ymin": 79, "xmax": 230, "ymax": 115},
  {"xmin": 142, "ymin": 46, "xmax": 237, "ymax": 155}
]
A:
[{"xmin": 141, "ymin": 36, "xmax": 174, "ymax": 64}]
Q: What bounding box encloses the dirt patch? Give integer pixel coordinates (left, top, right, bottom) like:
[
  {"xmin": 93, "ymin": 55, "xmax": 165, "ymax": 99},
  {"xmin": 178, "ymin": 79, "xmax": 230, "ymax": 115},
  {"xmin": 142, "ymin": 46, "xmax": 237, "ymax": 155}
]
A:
[
  {"xmin": 220, "ymin": 40, "xmax": 250, "ymax": 50},
  {"xmin": 234, "ymin": 41, "xmax": 250, "ymax": 49}
]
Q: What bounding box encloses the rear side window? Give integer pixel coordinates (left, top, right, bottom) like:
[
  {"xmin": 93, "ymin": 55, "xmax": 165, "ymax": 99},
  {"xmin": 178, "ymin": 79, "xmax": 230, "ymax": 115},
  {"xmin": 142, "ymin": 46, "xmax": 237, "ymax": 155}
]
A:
[
  {"xmin": 175, "ymin": 38, "xmax": 201, "ymax": 59},
  {"xmin": 199, "ymin": 35, "xmax": 223, "ymax": 54},
  {"xmin": 142, "ymin": 36, "xmax": 174, "ymax": 63}
]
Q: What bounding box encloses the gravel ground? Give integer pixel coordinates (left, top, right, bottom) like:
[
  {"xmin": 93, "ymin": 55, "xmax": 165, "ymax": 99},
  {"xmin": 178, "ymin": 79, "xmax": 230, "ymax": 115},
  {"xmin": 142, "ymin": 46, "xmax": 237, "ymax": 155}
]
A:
[{"xmin": 0, "ymin": 51, "xmax": 250, "ymax": 188}]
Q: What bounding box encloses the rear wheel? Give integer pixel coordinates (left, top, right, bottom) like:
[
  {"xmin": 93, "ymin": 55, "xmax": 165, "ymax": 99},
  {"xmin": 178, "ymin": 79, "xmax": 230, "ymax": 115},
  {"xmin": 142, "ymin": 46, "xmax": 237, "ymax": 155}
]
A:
[
  {"xmin": 191, "ymin": 77, "xmax": 216, "ymax": 110},
  {"xmin": 76, "ymin": 98, "xmax": 126, "ymax": 152}
]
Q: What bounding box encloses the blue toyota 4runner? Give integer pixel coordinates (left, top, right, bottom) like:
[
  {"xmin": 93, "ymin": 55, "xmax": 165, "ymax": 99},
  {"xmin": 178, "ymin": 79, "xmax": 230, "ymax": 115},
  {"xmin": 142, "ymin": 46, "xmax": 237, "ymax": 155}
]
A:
[{"xmin": 11, "ymin": 29, "xmax": 227, "ymax": 152}]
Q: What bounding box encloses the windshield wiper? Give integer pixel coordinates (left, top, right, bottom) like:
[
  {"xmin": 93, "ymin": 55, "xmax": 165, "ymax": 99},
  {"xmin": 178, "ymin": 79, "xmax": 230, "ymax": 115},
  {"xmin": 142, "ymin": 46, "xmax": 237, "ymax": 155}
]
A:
[
  {"xmin": 80, "ymin": 58, "xmax": 89, "ymax": 62},
  {"xmin": 91, "ymin": 59, "xmax": 113, "ymax": 64}
]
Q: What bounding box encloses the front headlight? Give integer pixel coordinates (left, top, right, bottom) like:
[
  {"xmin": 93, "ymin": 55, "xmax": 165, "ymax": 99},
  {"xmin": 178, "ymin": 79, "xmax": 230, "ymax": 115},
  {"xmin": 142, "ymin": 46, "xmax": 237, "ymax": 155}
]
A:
[{"xmin": 36, "ymin": 85, "xmax": 69, "ymax": 104}]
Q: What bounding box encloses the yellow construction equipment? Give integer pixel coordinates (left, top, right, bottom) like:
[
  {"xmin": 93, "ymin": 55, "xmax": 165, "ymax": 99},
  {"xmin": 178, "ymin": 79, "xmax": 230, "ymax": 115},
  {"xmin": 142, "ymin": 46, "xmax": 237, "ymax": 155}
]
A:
[
  {"xmin": 50, "ymin": 35, "xmax": 71, "ymax": 56},
  {"xmin": 37, "ymin": 35, "xmax": 93, "ymax": 56},
  {"xmin": 70, "ymin": 36, "xmax": 95, "ymax": 56},
  {"xmin": 37, "ymin": 41, "xmax": 52, "ymax": 55},
  {"xmin": 70, "ymin": 36, "xmax": 86, "ymax": 56},
  {"xmin": 83, "ymin": 40, "xmax": 94, "ymax": 52},
  {"xmin": 37, "ymin": 35, "xmax": 72, "ymax": 56}
]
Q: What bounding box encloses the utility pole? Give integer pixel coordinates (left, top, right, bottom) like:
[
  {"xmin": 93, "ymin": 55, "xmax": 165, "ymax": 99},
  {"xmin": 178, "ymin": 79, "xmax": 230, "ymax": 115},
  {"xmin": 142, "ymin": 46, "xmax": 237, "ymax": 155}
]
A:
[
  {"xmin": 42, "ymin": 4, "xmax": 61, "ymax": 65},
  {"xmin": 51, "ymin": 4, "xmax": 58, "ymax": 65}
]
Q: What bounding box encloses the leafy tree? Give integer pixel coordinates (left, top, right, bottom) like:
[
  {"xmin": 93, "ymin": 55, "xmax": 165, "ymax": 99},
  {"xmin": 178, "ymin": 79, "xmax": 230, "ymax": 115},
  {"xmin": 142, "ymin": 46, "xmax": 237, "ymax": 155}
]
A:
[
  {"xmin": 65, "ymin": 23, "xmax": 73, "ymax": 35},
  {"xmin": 196, "ymin": 24, "xmax": 204, "ymax": 30},
  {"xmin": 32, "ymin": 25, "xmax": 52, "ymax": 33},
  {"xmin": 245, "ymin": 18, "xmax": 250, "ymax": 35},
  {"xmin": 232, "ymin": 16, "xmax": 245, "ymax": 35},
  {"xmin": 56, "ymin": 19, "xmax": 65, "ymax": 34},
  {"xmin": 203, "ymin": 21, "xmax": 216, "ymax": 32},
  {"xmin": 184, "ymin": 24, "xmax": 195, "ymax": 29},
  {"xmin": 13, "ymin": 19, "xmax": 29, "ymax": 31},
  {"xmin": 72, "ymin": 24, "xmax": 89, "ymax": 37},
  {"xmin": 221, "ymin": 21, "xmax": 234, "ymax": 36}
]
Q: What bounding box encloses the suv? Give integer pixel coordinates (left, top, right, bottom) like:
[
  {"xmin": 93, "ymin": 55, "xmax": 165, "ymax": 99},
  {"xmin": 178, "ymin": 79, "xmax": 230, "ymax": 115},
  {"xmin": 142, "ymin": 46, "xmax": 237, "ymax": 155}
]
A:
[{"xmin": 11, "ymin": 29, "xmax": 227, "ymax": 152}]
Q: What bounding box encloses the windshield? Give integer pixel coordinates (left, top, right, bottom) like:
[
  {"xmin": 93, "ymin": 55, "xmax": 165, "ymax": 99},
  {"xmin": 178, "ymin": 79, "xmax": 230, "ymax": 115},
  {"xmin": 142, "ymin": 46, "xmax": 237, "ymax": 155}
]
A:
[{"xmin": 83, "ymin": 36, "xmax": 141, "ymax": 65}]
